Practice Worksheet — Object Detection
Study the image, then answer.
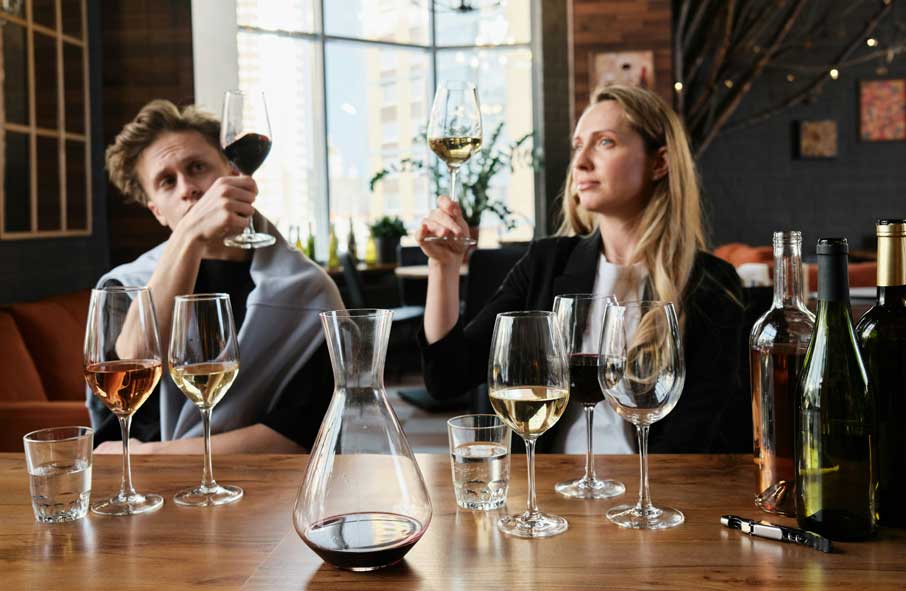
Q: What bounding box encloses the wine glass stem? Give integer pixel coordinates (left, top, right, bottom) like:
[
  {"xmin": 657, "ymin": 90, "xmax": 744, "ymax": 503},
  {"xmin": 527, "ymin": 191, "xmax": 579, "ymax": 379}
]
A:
[
  {"xmin": 117, "ymin": 415, "xmax": 137, "ymax": 498},
  {"xmin": 524, "ymin": 437, "xmax": 539, "ymax": 516},
  {"xmin": 243, "ymin": 216, "xmax": 256, "ymax": 237},
  {"xmin": 449, "ymin": 166, "xmax": 458, "ymax": 203},
  {"xmin": 200, "ymin": 407, "xmax": 217, "ymax": 489},
  {"xmin": 635, "ymin": 425, "xmax": 653, "ymax": 512},
  {"xmin": 583, "ymin": 405, "xmax": 597, "ymax": 482}
]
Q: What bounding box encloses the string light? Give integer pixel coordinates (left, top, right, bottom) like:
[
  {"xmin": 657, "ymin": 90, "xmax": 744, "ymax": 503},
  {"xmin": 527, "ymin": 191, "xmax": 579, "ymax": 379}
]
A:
[
  {"xmin": 829, "ymin": 68, "xmax": 839, "ymax": 80},
  {"xmin": 786, "ymin": 73, "xmax": 796, "ymax": 82},
  {"xmin": 724, "ymin": 79, "xmax": 734, "ymax": 89},
  {"xmin": 674, "ymin": 81, "xmax": 684, "ymax": 92},
  {"xmin": 867, "ymin": 37, "xmax": 879, "ymax": 47}
]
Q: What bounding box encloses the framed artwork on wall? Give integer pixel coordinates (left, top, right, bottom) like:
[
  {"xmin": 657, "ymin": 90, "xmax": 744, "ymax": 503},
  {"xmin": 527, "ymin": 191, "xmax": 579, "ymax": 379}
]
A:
[
  {"xmin": 798, "ymin": 120, "xmax": 838, "ymax": 158},
  {"xmin": 859, "ymin": 79, "xmax": 906, "ymax": 141},
  {"xmin": 589, "ymin": 50, "xmax": 655, "ymax": 92}
]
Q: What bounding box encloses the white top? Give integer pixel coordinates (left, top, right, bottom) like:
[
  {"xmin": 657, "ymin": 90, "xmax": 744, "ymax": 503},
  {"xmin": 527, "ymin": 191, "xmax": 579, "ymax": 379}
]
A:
[{"xmin": 553, "ymin": 254, "xmax": 647, "ymax": 454}]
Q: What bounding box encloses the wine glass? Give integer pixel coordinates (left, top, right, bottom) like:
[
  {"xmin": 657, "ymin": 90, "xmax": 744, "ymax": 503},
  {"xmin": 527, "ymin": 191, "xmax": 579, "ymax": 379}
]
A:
[
  {"xmin": 83, "ymin": 286, "xmax": 164, "ymax": 516},
  {"xmin": 598, "ymin": 301, "xmax": 685, "ymax": 529},
  {"xmin": 426, "ymin": 80, "xmax": 482, "ymax": 245},
  {"xmin": 169, "ymin": 293, "xmax": 243, "ymax": 506},
  {"xmin": 221, "ymin": 89, "xmax": 276, "ymax": 249},
  {"xmin": 553, "ymin": 294, "xmax": 625, "ymax": 499},
  {"xmin": 489, "ymin": 311, "xmax": 570, "ymax": 538}
]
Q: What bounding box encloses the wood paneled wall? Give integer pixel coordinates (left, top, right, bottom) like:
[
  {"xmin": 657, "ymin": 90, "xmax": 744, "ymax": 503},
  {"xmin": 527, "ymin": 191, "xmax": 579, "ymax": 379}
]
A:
[
  {"xmin": 570, "ymin": 0, "xmax": 673, "ymax": 122},
  {"xmin": 100, "ymin": 1, "xmax": 194, "ymax": 266}
]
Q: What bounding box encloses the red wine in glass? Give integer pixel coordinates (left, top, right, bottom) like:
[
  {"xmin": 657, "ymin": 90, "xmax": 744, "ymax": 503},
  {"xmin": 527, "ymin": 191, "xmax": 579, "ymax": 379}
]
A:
[
  {"xmin": 569, "ymin": 353, "xmax": 605, "ymax": 405},
  {"xmin": 224, "ymin": 132, "xmax": 271, "ymax": 175}
]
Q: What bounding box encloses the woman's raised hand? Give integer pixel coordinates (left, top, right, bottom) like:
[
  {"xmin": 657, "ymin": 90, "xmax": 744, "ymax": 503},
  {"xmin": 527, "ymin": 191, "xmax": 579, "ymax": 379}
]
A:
[{"xmin": 415, "ymin": 195, "xmax": 471, "ymax": 265}]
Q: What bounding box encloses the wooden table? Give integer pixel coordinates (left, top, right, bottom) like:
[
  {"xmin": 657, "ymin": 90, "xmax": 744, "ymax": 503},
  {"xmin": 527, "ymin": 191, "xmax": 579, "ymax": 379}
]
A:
[
  {"xmin": 394, "ymin": 264, "xmax": 467, "ymax": 279},
  {"xmin": 3, "ymin": 453, "xmax": 905, "ymax": 590}
]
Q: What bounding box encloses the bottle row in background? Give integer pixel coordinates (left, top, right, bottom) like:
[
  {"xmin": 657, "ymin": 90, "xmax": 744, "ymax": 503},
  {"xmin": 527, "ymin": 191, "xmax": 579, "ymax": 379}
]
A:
[{"xmin": 751, "ymin": 222, "xmax": 906, "ymax": 541}]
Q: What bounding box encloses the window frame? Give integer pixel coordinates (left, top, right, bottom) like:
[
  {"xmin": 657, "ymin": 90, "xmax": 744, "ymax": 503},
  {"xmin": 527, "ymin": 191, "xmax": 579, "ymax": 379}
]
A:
[
  {"xmin": 0, "ymin": 0, "xmax": 92, "ymax": 240},
  {"xmin": 193, "ymin": 0, "xmax": 542, "ymax": 249}
]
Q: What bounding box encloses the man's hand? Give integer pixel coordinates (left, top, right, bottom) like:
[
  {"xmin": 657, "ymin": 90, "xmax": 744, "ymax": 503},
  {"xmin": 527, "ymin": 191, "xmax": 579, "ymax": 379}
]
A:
[
  {"xmin": 174, "ymin": 175, "xmax": 258, "ymax": 246},
  {"xmin": 94, "ymin": 439, "xmax": 156, "ymax": 454}
]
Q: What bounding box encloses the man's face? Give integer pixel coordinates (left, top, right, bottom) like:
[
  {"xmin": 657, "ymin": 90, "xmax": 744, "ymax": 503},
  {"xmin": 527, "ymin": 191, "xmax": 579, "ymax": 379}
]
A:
[{"xmin": 136, "ymin": 130, "xmax": 232, "ymax": 229}]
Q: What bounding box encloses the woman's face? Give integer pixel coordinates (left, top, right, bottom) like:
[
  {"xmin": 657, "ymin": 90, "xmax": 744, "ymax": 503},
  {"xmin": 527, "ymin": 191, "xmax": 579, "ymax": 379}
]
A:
[{"xmin": 571, "ymin": 101, "xmax": 661, "ymax": 218}]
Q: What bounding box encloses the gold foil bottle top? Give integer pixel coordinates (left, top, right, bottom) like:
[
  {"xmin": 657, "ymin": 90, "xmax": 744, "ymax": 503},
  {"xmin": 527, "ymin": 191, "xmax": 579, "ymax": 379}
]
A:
[{"xmin": 876, "ymin": 219, "xmax": 906, "ymax": 286}]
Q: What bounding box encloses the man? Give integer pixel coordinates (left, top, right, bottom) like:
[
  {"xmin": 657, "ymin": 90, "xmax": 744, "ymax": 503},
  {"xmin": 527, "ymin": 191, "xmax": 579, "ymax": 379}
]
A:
[{"xmin": 91, "ymin": 99, "xmax": 343, "ymax": 453}]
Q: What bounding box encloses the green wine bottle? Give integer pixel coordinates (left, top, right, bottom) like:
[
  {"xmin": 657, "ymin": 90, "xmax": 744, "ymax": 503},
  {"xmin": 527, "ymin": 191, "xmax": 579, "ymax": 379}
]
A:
[
  {"xmin": 796, "ymin": 237, "xmax": 878, "ymax": 541},
  {"xmin": 856, "ymin": 220, "xmax": 906, "ymax": 527}
]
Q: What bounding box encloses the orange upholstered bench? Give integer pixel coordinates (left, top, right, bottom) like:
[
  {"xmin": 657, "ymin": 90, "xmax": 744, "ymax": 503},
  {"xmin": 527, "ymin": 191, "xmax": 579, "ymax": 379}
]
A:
[{"xmin": 0, "ymin": 290, "xmax": 91, "ymax": 451}]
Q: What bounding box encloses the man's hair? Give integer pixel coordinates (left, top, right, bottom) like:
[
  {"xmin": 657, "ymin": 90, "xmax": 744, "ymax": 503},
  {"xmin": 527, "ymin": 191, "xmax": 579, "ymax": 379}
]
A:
[{"xmin": 106, "ymin": 99, "xmax": 222, "ymax": 205}]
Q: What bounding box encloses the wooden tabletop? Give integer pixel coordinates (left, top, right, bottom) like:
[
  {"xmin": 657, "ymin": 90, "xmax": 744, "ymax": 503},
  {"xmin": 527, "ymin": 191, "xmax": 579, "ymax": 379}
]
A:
[
  {"xmin": 3, "ymin": 453, "xmax": 905, "ymax": 590},
  {"xmin": 394, "ymin": 264, "xmax": 468, "ymax": 279}
]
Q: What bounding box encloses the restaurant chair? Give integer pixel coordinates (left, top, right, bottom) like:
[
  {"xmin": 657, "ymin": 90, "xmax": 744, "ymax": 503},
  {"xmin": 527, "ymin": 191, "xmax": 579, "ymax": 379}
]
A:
[{"xmin": 396, "ymin": 244, "xmax": 429, "ymax": 307}]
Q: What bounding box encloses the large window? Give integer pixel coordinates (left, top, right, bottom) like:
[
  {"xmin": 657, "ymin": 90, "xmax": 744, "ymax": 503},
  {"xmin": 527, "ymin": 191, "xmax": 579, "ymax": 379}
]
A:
[{"xmin": 198, "ymin": 0, "xmax": 537, "ymax": 254}]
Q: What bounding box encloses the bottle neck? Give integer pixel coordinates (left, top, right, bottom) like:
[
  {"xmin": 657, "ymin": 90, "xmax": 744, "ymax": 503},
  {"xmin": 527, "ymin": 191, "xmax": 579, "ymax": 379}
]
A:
[
  {"xmin": 877, "ymin": 234, "xmax": 906, "ymax": 302},
  {"xmin": 773, "ymin": 250, "xmax": 805, "ymax": 308}
]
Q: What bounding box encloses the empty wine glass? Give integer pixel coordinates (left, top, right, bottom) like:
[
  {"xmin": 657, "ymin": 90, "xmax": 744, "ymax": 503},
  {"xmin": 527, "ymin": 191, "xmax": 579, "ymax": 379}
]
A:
[
  {"xmin": 598, "ymin": 301, "xmax": 685, "ymax": 529},
  {"xmin": 489, "ymin": 311, "xmax": 570, "ymax": 538},
  {"xmin": 84, "ymin": 286, "xmax": 164, "ymax": 516},
  {"xmin": 221, "ymin": 89, "xmax": 275, "ymax": 249},
  {"xmin": 169, "ymin": 293, "xmax": 243, "ymax": 506},
  {"xmin": 553, "ymin": 294, "xmax": 625, "ymax": 499},
  {"xmin": 426, "ymin": 80, "xmax": 482, "ymax": 245}
]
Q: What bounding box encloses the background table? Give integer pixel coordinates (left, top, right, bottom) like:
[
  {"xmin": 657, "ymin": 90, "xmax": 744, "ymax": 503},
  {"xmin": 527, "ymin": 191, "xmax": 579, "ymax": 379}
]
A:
[{"xmin": 2, "ymin": 453, "xmax": 904, "ymax": 590}]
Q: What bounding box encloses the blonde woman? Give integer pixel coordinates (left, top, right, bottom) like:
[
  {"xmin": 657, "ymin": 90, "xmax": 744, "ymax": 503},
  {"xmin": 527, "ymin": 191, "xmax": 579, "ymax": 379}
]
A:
[{"xmin": 416, "ymin": 85, "xmax": 747, "ymax": 454}]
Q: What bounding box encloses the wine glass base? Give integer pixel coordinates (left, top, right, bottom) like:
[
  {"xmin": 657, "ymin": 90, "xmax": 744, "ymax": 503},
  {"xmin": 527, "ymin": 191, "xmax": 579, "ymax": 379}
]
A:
[
  {"xmin": 497, "ymin": 511, "xmax": 568, "ymax": 538},
  {"xmin": 174, "ymin": 484, "xmax": 243, "ymax": 507},
  {"xmin": 224, "ymin": 232, "xmax": 276, "ymax": 249},
  {"xmin": 555, "ymin": 477, "xmax": 625, "ymax": 499},
  {"xmin": 422, "ymin": 235, "xmax": 477, "ymax": 246},
  {"xmin": 91, "ymin": 492, "xmax": 164, "ymax": 516},
  {"xmin": 606, "ymin": 504, "xmax": 684, "ymax": 529}
]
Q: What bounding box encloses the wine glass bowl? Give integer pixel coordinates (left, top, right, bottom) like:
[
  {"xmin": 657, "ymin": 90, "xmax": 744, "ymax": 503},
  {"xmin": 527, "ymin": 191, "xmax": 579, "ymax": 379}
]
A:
[
  {"xmin": 488, "ymin": 311, "xmax": 570, "ymax": 538},
  {"xmin": 553, "ymin": 294, "xmax": 625, "ymax": 500},
  {"xmin": 426, "ymin": 80, "xmax": 482, "ymax": 246},
  {"xmin": 598, "ymin": 301, "xmax": 685, "ymax": 529},
  {"xmin": 83, "ymin": 286, "xmax": 165, "ymax": 516},
  {"xmin": 221, "ymin": 89, "xmax": 276, "ymax": 249},
  {"xmin": 169, "ymin": 293, "xmax": 243, "ymax": 507}
]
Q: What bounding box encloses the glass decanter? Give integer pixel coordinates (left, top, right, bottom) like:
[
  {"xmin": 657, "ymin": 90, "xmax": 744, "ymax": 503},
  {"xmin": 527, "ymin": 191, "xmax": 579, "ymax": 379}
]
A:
[
  {"xmin": 293, "ymin": 309, "xmax": 432, "ymax": 572},
  {"xmin": 750, "ymin": 230, "xmax": 815, "ymax": 516}
]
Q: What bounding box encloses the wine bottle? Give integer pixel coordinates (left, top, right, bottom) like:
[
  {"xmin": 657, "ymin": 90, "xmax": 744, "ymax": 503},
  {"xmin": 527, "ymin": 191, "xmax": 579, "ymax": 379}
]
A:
[
  {"xmin": 305, "ymin": 222, "xmax": 316, "ymax": 260},
  {"xmin": 856, "ymin": 220, "xmax": 906, "ymax": 527},
  {"xmin": 347, "ymin": 219, "xmax": 358, "ymax": 265},
  {"xmin": 750, "ymin": 231, "xmax": 814, "ymax": 516},
  {"xmin": 796, "ymin": 237, "xmax": 877, "ymax": 540},
  {"xmin": 327, "ymin": 223, "xmax": 340, "ymax": 269}
]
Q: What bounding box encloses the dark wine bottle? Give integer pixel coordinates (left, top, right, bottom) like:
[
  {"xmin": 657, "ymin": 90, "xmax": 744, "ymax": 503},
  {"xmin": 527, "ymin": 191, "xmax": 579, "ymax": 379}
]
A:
[
  {"xmin": 796, "ymin": 237, "xmax": 878, "ymax": 541},
  {"xmin": 750, "ymin": 231, "xmax": 814, "ymax": 516},
  {"xmin": 856, "ymin": 220, "xmax": 906, "ymax": 528}
]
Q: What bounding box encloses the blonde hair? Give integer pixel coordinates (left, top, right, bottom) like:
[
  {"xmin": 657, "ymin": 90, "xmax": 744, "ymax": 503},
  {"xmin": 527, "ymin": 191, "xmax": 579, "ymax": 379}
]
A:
[
  {"xmin": 557, "ymin": 85, "xmax": 705, "ymax": 320},
  {"xmin": 106, "ymin": 99, "xmax": 223, "ymax": 205}
]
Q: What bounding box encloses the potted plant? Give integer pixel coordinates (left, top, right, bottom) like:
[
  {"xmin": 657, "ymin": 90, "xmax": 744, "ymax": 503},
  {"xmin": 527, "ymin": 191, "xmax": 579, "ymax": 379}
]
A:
[
  {"xmin": 369, "ymin": 216, "xmax": 408, "ymax": 264},
  {"xmin": 368, "ymin": 122, "xmax": 542, "ymax": 242}
]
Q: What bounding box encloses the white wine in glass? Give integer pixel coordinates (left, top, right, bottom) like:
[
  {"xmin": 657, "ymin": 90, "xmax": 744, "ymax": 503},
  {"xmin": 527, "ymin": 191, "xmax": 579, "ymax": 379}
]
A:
[
  {"xmin": 427, "ymin": 80, "xmax": 482, "ymax": 246},
  {"xmin": 169, "ymin": 293, "xmax": 243, "ymax": 507},
  {"xmin": 84, "ymin": 286, "xmax": 165, "ymax": 516},
  {"xmin": 489, "ymin": 311, "xmax": 570, "ymax": 538}
]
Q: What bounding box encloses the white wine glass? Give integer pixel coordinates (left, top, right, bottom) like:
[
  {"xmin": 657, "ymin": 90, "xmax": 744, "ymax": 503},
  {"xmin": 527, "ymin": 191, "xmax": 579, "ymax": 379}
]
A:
[
  {"xmin": 84, "ymin": 286, "xmax": 164, "ymax": 516},
  {"xmin": 489, "ymin": 311, "xmax": 569, "ymax": 538},
  {"xmin": 553, "ymin": 294, "xmax": 625, "ymax": 499},
  {"xmin": 426, "ymin": 80, "xmax": 482, "ymax": 245},
  {"xmin": 598, "ymin": 301, "xmax": 685, "ymax": 529},
  {"xmin": 169, "ymin": 293, "xmax": 243, "ymax": 506},
  {"xmin": 221, "ymin": 89, "xmax": 275, "ymax": 249}
]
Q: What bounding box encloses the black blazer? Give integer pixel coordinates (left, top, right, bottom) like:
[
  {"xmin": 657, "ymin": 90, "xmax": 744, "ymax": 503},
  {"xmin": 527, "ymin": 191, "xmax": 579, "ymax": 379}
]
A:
[{"xmin": 419, "ymin": 230, "xmax": 750, "ymax": 453}]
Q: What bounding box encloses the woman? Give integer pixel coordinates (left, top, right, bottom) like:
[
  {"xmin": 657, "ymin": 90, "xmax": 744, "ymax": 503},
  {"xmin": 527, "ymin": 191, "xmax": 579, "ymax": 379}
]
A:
[{"xmin": 416, "ymin": 85, "xmax": 748, "ymax": 453}]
